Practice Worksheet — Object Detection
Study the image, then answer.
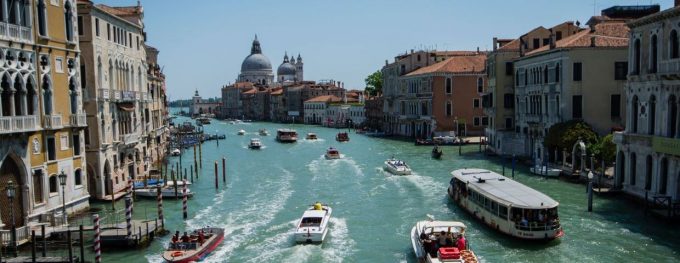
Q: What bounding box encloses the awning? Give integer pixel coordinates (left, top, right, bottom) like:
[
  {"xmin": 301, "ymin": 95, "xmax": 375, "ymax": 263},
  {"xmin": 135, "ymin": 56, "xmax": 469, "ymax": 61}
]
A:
[{"xmin": 118, "ymin": 103, "xmax": 135, "ymax": 112}]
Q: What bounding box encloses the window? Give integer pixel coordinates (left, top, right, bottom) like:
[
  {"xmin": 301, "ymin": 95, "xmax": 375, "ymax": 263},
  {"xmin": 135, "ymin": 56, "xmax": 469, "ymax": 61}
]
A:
[
  {"xmin": 49, "ymin": 175, "xmax": 58, "ymax": 193},
  {"xmin": 505, "ymin": 117, "xmax": 513, "ymax": 129},
  {"xmin": 543, "ymin": 38, "xmax": 550, "ymax": 46},
  {"xmin": 555, "ymin": 64, "xmax": 560, "ymax": 82},
  {"xmin": 610, "ymin": 94, "xmax": 621, "ymax": 119},
  {"xmin": 505, "ymin": 62, "xmax": 513, "ymax": 76},
  {"xmin": 95, "ymin": 18, "xmax": 99, "ymax": 36},
  {"xmin": 417, "ymin": 54, "xmax": 421, "ymax": 62},
  {"xmin": 630, "ymin": 153, "xmax": 636, "ymax": 186},
  {"xmin": 671, "ymin": 30, "xmax": 679, "ymax": 59},
  {"xmin": 543, "ymin": 66, "xmax": 548, "ymax": 83},
  {"xmin": 128, "ymin": 32, "xmax": 132, "ymax": 48},
  {"xmin": 649, "ymin": 95, "xmax": 656, "ymax": 135},
  {"xmin": 33, "ymin": 170, "xmax": 44, "ymax": 203},
  {"xmin": 532, "ymin": 38, "xmax": 540, "ymax": 49},
  {"xmin": 38, "ymin": 0, "xmax": 48, "ymax": 36},
  {"xmin": 556, "ymin": 31, "xmax": 563, "ymax": 40},
  {"xmin": 47, "ymin": 137, "xmax": 56, "ymax": 161},
  {"xmin": 645, "ymin": 155, "xmax": 652, "ymax": 190},
  {"xmin": 573, "ymin": 62, "xmax": 582, "ymax": 81},
  {"xmin": 136, "ymin": 36, "xmax": 140, "ymax": 50},
  {"xmin": 75, "ymin": 169, "xmax": 82, "ymax": 186},
  {"xmin": 669, "ymin": 95, "xmax": 678, "ymax": 137},
  {"xmin": 650, "ymin": 35, "xmax": 658, "ymax": 73},
  {"xmin": 481, "ymin": 117, "xmax": 489, "ymax": 126},
  {"xmin": 633, "ymin": 39, "xmax": 641, "ymax": 74},
  {"xmin": 60, "ymin": 134, "xmax": 69, "ymax": 150},
  {"xmin": 477, "ymin": 78, "xmax": 483, "ymax": 93},
  {"xmin": 445, "ymin": 78, "xmax": 452, "ymax": 94},
  {"xmin": 615, "ymin": 62, "xmax": 627, "ymax": 80},
  {"xmin": 504, "ymin": 93, "xmax": 514, "ymax": 109},
  {"xmin": 77, "ymin": 16, "xmax": 83, "ymax": 35},
  {"xmin": 572, "ymin": 95, "xmax": 582, "ymax": 119},
  {"xmin": 107, "ymin": 24, "xmax": 111, "ymax": 40},
  {"xmin": 446, "ymin": 101, "xmax": 452, "ymax": 116},
  {"xmin": 473, "ymin": 99, "xmax": 480, "ymax": 108},
  {"xmin": 632, "ymin": 96, "xmax": 639, "ymax": 133},
  {"xmin": 73, "ymin": 133, "xmax": 81, "ymax": 156},
  {"xmin": 473, "ymin": 117, "xmax": 480, "ymax": 126}
]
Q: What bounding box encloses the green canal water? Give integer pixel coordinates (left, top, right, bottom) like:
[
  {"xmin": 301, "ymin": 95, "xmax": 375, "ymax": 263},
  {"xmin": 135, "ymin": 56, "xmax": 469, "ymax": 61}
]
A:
[{"xmin": 55, "ymin": 113, "xmax": 680, "ymax": 262}]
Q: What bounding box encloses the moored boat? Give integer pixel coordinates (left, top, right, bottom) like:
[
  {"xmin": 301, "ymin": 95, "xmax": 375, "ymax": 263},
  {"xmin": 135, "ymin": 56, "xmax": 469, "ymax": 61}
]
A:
[
  {"xmin": 324, "ymin": 147, "xmax": 341, "ymax": 159},
  {"xmin": 448, "ymin": 168, "xmax": 564, "ymax": 240},
  {"xmin": 294, "ymin": 203, "xmax": 332, "ymax": 244},
  {"xmin": 530, "ymin": 165, "xmax": 562, "ymax": 177},
  {"xmin": 306, "ymin": 133, "xmax": 318, "ymax": 140},
  {"xmin": 171, "ymin": 148, "xmax": 181, "ymax": 156},
  {"xmin": 248, "ymin": 138, "xmax": 262, "ymax": 149},
  {"xmin": 276, "ymin": 129, "xmax": 298, "ymax": 143},
  {"xmin": 411, "ymin": 219, "xmax": 478, "ymax": 263},
  {"xmin": 134, "ymin": 186, "xmax": 194, "ymax": 199},
  {"xmin": 432, "ymin": 147, "xmax": 443, "ymax": 159},
  {"xmin": 384, "ymin": 158, "xmax": 412, "ymax": 175},
  {"xmin": 162, "ymin": 227, "xmax": 224, "ymax": 263},
  {"xmin": 336, "ymin": 132, "xmax": 350, "ymax": 142}
]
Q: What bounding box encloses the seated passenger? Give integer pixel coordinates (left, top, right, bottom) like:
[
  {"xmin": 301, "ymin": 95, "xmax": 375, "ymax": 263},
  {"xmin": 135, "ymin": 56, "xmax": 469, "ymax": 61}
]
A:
[
  {"xmin": 456, "ymin": 234, "xmax": 466, "ymax": 251},
  {"xmin": 171, "ymin": 232, "xmax": 179, "ymax": 243},
  {"xmin": 437, "ymin": 231, "xmax": 448, "ymax": 248},
  {"xmin": 181, "ymin": 232, "xmax": 190, "ymax": 243},
  {"xmin": 198, "ymin": 230, "xmax": 205, "ymax": 244},
  {"xmin": 520, "ymin": 217, "xmax": 529, "ymax": 227}
]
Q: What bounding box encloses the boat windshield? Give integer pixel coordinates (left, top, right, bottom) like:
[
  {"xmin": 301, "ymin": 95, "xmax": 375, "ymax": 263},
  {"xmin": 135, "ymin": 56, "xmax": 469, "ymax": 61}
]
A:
[
  {"xmin": 300, "ymin": 217, "xmax": 322, "ymax": 227},
  {"xmin": 510, "ymin": 207, "xmax": 560, "ymax": 231}
]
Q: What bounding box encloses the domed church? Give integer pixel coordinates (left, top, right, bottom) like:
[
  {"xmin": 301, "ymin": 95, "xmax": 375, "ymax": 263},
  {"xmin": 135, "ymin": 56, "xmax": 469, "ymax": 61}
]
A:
[{"xmin": 237, "ymin": 35, "xmax": 303, "ymax": 85}]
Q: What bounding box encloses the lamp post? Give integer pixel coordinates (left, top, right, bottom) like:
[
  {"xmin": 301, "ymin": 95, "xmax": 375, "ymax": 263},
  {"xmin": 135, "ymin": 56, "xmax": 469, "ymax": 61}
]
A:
[
  {"xmin": 6, "ymin": 180, "xmax": 17, "ymax": 257},
  {"xmin": 58, "ymin": 171, "xmax": 73, "ymax": 262},
  {"xmin": 587, "ymin": 171, "xmax": 594, "ymax": 212}
]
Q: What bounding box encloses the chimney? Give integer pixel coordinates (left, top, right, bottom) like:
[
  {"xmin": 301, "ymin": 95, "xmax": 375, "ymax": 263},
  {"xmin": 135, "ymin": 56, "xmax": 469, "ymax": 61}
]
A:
[
  {"xmin": 590, "ymin": 36, "xmax": 596, "ymax": 47},
  {"xmin": 476, "ymin": 47, "xmax": 480, "ymax": 53},
  {"xmin": 493, "ymin": 37, "xmax": 498, "ymax": 51},
  {"xmin": 549, "ymin": 29, "xmax": 556, "ymax": 49}
]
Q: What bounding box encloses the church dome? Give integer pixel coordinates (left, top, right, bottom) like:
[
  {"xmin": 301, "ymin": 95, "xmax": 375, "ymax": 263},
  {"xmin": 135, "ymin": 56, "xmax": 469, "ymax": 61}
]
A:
[
  {"xmin": 277, "ymin": 62, "xmax": 296, "ymax": 75},
  {"xmin": 241, "ymin": 54, "xmax": 272, "ymax": 72}
]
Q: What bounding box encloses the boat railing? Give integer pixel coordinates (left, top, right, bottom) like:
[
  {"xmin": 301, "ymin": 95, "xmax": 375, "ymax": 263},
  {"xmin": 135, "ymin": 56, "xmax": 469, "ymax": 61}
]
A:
[
  {"xmin": 170, "ymin": 242, "xmax": 198, "ymax": 250},
  {"xmin": 514, "ymin": 220, "xmax": 561, "ymax": 231}
]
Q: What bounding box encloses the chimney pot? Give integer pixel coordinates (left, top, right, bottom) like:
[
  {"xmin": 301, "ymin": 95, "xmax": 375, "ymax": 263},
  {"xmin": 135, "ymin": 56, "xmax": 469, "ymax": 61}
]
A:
[{"xmin": 493, "ymin": 37, "xmax": 498, "ymax": 51}]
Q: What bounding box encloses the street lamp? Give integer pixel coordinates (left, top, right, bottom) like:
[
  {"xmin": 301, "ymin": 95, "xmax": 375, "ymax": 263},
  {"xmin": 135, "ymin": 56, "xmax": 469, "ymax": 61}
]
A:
[
  {"xmin": 58, "ymin": 170, "xmax": 67, "ymax": 225},
  {"xmin": 5, "ymin": 180, "xmax": 16, "ymax": 257}
]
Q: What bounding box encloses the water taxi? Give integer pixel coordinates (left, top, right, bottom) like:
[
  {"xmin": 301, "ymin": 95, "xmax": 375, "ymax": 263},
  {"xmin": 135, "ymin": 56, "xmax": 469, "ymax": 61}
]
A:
[
  {"xmin": 306, "ymin": 133, "xmax": 318, "ymax": 140},
  {"xmin": 162, "ymin": 227, "xmax": 224, "ymax": 263},
  {"xmin": 324, "ymin": 147, "xmax": 341, "ymax": 159},
  {"xmin": 237, "ymin": 129, "xmax": 246, "ymax": 135},
  {"xmin": 530, "ymin": 165, "xmax": 562, "ymax": 177},
  {"xmin": 248, "ymin": 138, "xmax": 262, "ymax": 149},
  {"xmin": 432, "ymin": 146, "xmax": 443, "ymax": 159},
  {"xmin": 384, "ymin": 158, "xmax": 412, "ymax": 175},
  {"xmin": 448, "ymin": 168, "xmax": 564, "ymax": 240},
  {"xmin": 276, "ymin": 129, "xmax": 298, "ymax": 143},
  {"xmin": 259, "ymin": 129, "xmax": 269, "ymax": 136},
  {"xmin": 294, "ymin": 203, "xmax": 332, "ymax": 244},
  {"xmin": 411, "ymin": 219, "xmax": 478, "ymax": 263},
  {"xmin": 336, "ymin": 132, "xmax": 350, "ymax": 142}
]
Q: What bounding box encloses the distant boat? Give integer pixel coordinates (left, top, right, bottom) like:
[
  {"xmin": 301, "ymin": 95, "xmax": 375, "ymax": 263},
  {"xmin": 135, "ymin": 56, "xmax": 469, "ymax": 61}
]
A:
[
  {"xmin": 248, "ymin": 138, "xmax": 262, "ymax": 149},
  {"xmin": 324, "ymin": 147, "xmax": 341, "ymax": 159},
  {"xmin": 134, "ymin": 186, "xmax": 194, "ymax": 199},
  {"xmin": 336, "ymin": 132, "xmax": 349, "ymax": 142},
  {"xmin": 276, "ymin": 129, "xmax": 298, "ymax": 143},
  {"xmin": 306, "ymin": 133, "xmax": 318, "ymax": 140},
  {"xmin": 259, "ymin": 129, "xmax": 269, "ymax": 136},
  {"xmin": 171, "ymin": 148, "xmax": 181, "ymax": 156},
  {"xmin": 384, "ymin": 158, "xmax": 412, "ymax": 175},
  {"xmin": 237, "ymin": 129, "xmax": 246, "ymax": 135},
  {"xmin": 294, "ymin": 203, "xmax": 332, "ymax": 244},
  {"xmin": 432, "ymin": 147, "xmax": 443, "ymax": 159},
  {"xmin": 530, "ymin": 165, "xmax": 562, "ymax": 177}
]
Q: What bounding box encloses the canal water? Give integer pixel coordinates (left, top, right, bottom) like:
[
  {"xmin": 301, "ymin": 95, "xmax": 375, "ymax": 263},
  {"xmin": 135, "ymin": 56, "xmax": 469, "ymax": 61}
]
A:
[{"xmin": 69, "ymin": 113, "xmax": 679, "ymax": 262}]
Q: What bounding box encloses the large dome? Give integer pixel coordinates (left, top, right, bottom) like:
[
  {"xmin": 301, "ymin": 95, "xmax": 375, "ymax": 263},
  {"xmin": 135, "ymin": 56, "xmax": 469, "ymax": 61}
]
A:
[
  {"xmin": 241, "ymin": 53, "xmax": 272, "ymax": 72},
  {"xmin": 277, "ymin": 62, "xmax": 296, "ymax": 75}
]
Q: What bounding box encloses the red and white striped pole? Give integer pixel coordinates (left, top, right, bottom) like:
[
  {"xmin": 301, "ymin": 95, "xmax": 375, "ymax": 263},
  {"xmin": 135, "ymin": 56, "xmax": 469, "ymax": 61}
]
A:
[
  {"xmin": 125, "ymin": 196, "xmax": 132, "ymax": 239},
  {"xmin": 182, "ymin": 179, "xmax": 188, "ymax": 220},
  {"xmin": 128, "ymin": 178, "xmax": 134, "ymax": 214},
  {"xmin": 92, "ymin": 214, "xmax": 101, "ymax": 263}
]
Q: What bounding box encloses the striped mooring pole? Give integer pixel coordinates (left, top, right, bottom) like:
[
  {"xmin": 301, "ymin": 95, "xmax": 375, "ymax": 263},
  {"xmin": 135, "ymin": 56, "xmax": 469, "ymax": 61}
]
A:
[
  {"xmin": 93, "ymin": 214, "xmax": 101, "ymax": 263},
  {"xmin": 125, "ymin": 196, "xmax": 132, "ymax": 239},
  {"xmin": 182, "ymin": 179, "xmax": 188, "ymax": 220},
  {"xmin": 157, "ymin": 185, "xmax": 164, "ymax": 222},
  {"xmin": 127, "ymin": 178, "xmax": 134, "ymax": 214}
]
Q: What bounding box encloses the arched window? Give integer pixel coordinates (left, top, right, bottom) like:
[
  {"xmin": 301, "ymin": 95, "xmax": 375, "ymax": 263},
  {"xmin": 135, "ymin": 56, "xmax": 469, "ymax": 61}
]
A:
[
  {"xmin": 555, "ymin": 64, "xmax": 560, "ymax": 82},
  {"xmin": 645, "ymin": 155, "xmax": 653, "ymax": 190},
  {"xmin": 629, "ymin": 153, "xmax": 636, "ymax": 186},
  {"xmin": 650, "ymin": 35, "xmax": 658, "ymax": 73},
  {"xmin": 42, "ymin": 75, "xmax": 53, "ymax": 115},
  {"xmin": 14, "ymin": 76, "xmax": 25, "ymax": 116},
  {"xmin": 446, "ymin": 78, "xmax": 452, "ymax": 94},
  {"xmin": 37, "ymin": 0, "xmax": 48, "ymax": 36},
  {"xmin": 97, "ymin": 58, "xmax": 102, "ymax": 88},
  {"xmin": 633, "ymin": 39, "xmax": 641, "ymax": 74},
  {"xmin": 524, "ymin": 69, "xmax": 527, "ymax": 85},
  {"xmin": 27, "ymin": 77, "xmax": 36, "ymax": 115},
  {"xmin": 669, "ymin": 95, "xmax": 678, "ymax": 137},
  {"xmin": 49, "ymin": 175, "xmax": 58, "ymax": 193},
  {"xmin": 515, "ymin": 70, "xmax": 520, "ymax": 86},
  {"xmin": 660, "ymin": 158, "xmax": 668, "ymax": 194},
  {"xmin": 74, "ymin": 169, "xmax": 82, "ymax": 186},
  {"xmin": 671, "ymin": 30, "xmax": 679, "ymax": 59},
  {"xmin": 69, "ymin": 77, "xmax": 78, "ymax": 114},
  {"xmin": 108, "ymin": 61, "xmax": 114, "ymax": 90},
  {"xmin": 543, "ymin": 66, "xmax": 548, "ymax": 83},
  {"xmin": 649, "ymin": 95, "xmax": 656, "ymax": 135},
  {"xmin": 632, "ymin": 95, "xmax": 639, "ymax": 133},
  {"xmin": 64, "ymin": 1, "xmax": 74, "ymax": 42}
]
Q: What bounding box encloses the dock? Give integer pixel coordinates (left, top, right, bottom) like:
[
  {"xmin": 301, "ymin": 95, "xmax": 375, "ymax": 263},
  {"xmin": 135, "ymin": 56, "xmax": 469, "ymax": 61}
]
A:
[{"xmin": 1, "ymin": 257, "xmax": 78, "ymax": 263}]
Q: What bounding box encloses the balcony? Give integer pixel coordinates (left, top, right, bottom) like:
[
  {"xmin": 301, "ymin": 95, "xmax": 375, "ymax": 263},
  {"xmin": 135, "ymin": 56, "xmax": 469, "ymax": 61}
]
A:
[
  {"xmin": 0, "ymin": 22, "xmax": 33, "ymax": 43},
  {"xmin": 121, "ymin": 91, "xmax": 137, "ymax": 102},
  {"xmin": 659, "ymin": 60, "xmax": 680, "ymax": 76},
  {"xmin": 69, "ymin": 113, "xmax": 87, "ymax": 127},
  {"xmin": 98, "ymin": 89, "xmax": 110, "ymax": 100},
  {"xmin": 122, "ymin": 132, "xmax": 140, "ymax": 145},
  {"xmin": 0, "ymin": 115, "xmax": 38, "ymax": 134},
  {"xmin": 43, "ymin": 114, "xmax": 63, "ymax": 130}
]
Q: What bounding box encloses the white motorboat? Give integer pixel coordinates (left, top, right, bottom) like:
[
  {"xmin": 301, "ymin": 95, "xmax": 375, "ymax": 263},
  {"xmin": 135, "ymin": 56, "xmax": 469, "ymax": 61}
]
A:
[
  {"xmin": 248, "ymin": 138, "xmax": 262, "ymax": 149},
  {"xmin": 324, "ymin": 147, "xmax": 341, "ymax": 159},
  {"xmin": 530, "ymin": 165, "xmax": 562, "ymax": 177},
  {"xmin": 259, "ymin": 129, "xmax": 269, "ymax": 136},
  {"xmin": 294, "ymin": 203, "xmax": 332, "ymax": 244},
  {"xmin": 411, "ymin": 219, "xmax": 478, "ymax": 263},
  {"xmin": 171, "ymin": 148, "xmax": 181, "ymax": 156},
  {"xmin": 384, "ymin": 158, "xmax": 412, "ymax": 175},
  {"xmin": 237, "ymin": 129, "xmax": 246, "ymax": 135},
  {"xmin": 134, "ymin": 186, "xmax": 194, "ymax": 199},
  {"xmin": 306, "ymin": 133, "xmax": 318, "ymax": 140}
]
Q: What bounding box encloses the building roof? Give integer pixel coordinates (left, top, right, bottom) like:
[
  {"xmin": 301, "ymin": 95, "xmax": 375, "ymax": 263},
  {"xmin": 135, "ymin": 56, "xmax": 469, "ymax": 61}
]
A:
[
  {"xmin": 628, "ymin": 5, "xmax": 680, "ymax": 27},
  {"xmin": 304, "ymin": 95, "xmax": 341, "ymax": 103},
  {"xmin": 526, "ymin": 19, "xmax": 629, "ymax": 56},
  {"xmin": 497, "ymin": 38, "xmax": 521, "ymax": 51},
  {"xmin": 271, "ymin": 88, "xmax": 283, "ymax": 95},
  {"xmin": 405, "ymin": 53, "xmax": 487, "ymax": 76}
]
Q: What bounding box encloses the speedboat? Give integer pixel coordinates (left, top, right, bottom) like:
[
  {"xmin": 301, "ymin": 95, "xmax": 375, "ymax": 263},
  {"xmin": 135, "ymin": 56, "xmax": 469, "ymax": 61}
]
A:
[
  {"xmin": 324, "ymin": 147, "xmax": 341, "ymax": 159},
  {"xmin": 259, "ymin": 129, "xmax": 269, "ymax": 136},
  {"xmin": 134, "ymin": 186, "xmax": 194, "ymax": 199},
  {"xmin": 306, "ymin": 133, "xmax": 318, "ymax": 140},
  {"xmin": 432, "ymin": 147, "xmax": 443, "ymax": 159},
  {"xmin": 171, "ymin": 148, "xmax": 181, "ymax": 156},
  {"xmin": 411, "ymin": 219, "xmax": 478, "ymax": 263},
  {"xmin": 294, "ymin": 203, "xmax": 332, "ymax": 244},
  {"xmin": 530, "ymin": 165, "xmax": 562, "ymax": 177},
  {"xmin": 248, "ymin": 138, "xmax": 262, "ymax": 149},
  {"xmin": 162, "ymin": 227, "xmax": 224, "ymax": 263},
  {"xmin": 336, "ymin": 132, "xmax": 349, "ymax": 142},
  {"xmin": 384, "ymin": 158, "xmax": 412, "ymax": 175},
  {"xmin": 237, "ymin": 129, "xmax": 246, "ymax": 135}
]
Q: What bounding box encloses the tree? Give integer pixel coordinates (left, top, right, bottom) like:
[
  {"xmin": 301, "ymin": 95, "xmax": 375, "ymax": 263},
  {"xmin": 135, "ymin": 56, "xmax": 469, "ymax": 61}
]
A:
[
  {"xmin": 590, "ymin": 134, "xmax": 616, "ymax": 164},
  {"xmin": 364, "ymin": 70, "xmax": 383, "ymax": 96},
  {"xmin": 544, "ymin": 120, "xmax": 598, "ymax": 153}
]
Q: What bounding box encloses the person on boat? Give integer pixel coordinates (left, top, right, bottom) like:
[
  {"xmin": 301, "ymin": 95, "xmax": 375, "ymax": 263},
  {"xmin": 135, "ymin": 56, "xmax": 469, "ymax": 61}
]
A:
[
  {"xmin": 314, "ymin": 202, "xmax": 323, "ymax": 210},
  {"xmin": 520, "ymin": 217, "xmax": 529, "ymax": 227},
  {"xmin": 420, "ymin": 232, "xmax": 435, "ymax": 256},
  {"xmin": 197, "ymin": 230, "xmax": 205, "ymax": 245},
  {"xmin": 171, "ymin": 231, "xmax": 180, "ymax": 243},
  {"xmin": 437, "ymin": 231, "xmax": 448, "ymax": 249},
  {"xmin": 456, "ymin": 233, "xmax": 466, "ymax": 251},
  {"xmin": 181, "ymin": 232, "xmax": 190, "ymax": 243}
]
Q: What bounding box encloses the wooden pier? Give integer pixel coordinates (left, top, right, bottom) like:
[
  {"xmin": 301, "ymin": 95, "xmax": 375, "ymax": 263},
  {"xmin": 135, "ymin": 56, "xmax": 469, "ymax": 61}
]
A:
[
  {"xmin": 1, "ymin": 256, "xmax": 78, "ymax": 263},
  {"xmin": 47, "ymin": 219, "xmax": 164, "ymax": 248}
]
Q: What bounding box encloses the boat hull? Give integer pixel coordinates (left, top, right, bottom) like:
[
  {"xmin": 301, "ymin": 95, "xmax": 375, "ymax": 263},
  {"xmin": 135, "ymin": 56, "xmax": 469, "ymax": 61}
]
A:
[
  {"xmin": 134, "ymin": 188, "xmax": 194, "ymax": 199},
  {"xmin": 384, "ymin": 161, "xmax": 412, "ymax": 175},
  {"xmin": 324, "ymin": 154, "xmax": 341, "ymax": 159},
  {"xmin": 162, "ymin": 228, "xmax": 224, "ymax": 263},
  {"xmin": 248, "ymin": 145, "xmax": 262, "ymax": 149},
  {"xmin": 294, "ymin": 206, "xmax": 332, "ymax": 244},
  {"xmin": 530, "ymin": 166, "xmax": 561, "ymax": 177}
]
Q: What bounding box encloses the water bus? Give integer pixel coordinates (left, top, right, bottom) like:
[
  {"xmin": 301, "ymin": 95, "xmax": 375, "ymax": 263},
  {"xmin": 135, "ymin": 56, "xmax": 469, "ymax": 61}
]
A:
[{"xmin": 276, "ymin": 129, "xmax": 298, "ymax": 143}]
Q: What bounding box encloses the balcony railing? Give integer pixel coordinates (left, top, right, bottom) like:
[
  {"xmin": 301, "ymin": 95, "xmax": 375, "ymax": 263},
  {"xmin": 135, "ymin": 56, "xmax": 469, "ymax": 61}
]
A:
[
  {"xmin": 43, "ymin": 114, "xmax": 63, "ymax": 130},
  {"xmin": 0, "ymin": 22, "xmax": 33, "ymax": 43},
  {"xmin": 659, "ymin": 60, "xmax": 680, "ymax": 76},
  {"xmin": 122, "ymin": 132, "xmax": 140, "ymax": 145},
  {"xmin": 0, "ymin": 115, "xmax": 38, "ymax": 134},
  {"xmin": 69, "ymin": 113, "xmax": 87, "ymax": 127},
  {"xmin": 98, "ymin": 88, "xmax": 110, "ymax": 100}
]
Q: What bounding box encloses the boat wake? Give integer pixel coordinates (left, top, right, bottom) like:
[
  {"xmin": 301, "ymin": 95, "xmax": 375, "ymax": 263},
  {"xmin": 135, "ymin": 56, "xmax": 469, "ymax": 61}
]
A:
[
  {"xmin": 300, "ymin": 138, "xmax": 326, "ymax": 143},
  {"xmin": 307, "ymin": 156, "xmax": 364, "ymax": 180}
]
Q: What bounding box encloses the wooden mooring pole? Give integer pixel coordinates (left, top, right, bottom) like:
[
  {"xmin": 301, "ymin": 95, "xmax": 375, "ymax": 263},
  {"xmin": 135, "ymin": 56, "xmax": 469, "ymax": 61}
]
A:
[
  {"xmin": 199, "ymin": 142, "xmax": 203, "ymax": 169},
  {"xmin": 222, "ymin": 157, "xmax": 226, "ymax": 184},
  {"xmin": 214, "ymin": 161, "xmax": 219, "ymax": 189}
]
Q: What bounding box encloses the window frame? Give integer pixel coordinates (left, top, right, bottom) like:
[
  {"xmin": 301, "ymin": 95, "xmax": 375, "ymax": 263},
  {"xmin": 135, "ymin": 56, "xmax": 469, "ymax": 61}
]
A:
[{"xmin": 572, "ymin": 62, "xmax": 582, "ymax": 81}]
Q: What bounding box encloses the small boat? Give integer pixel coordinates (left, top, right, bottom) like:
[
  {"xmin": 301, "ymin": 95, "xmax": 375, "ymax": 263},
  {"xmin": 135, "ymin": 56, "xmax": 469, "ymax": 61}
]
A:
[
  {"xmin": 259, "ymin": 129, "xmax": 269, "ymax": 136},
  {"xmin": 530, "ymin": 165, "xmax": 562, "ymax": 177},
  {"xmin": 276, "ymin": 129, "xmax": 298, "ymax": 143},
  {"xmin": 324, "ymin": 147, "xmax": 341, "ymax": 159},
  {"xmin": 248, "ymin": 138, "xmax": 262, "ymax": 149},
  {"xmin": 196, "ymin": 117, "xmax": 211, "ymax": 125},
  {"xmin": 171, "ymin": 148, "xmax": 181, "ymax": 156},
  {"xmin": 237, "ymin": 129, "xmax": 246, "ymax": 135},
  {"xmin": 294, "ymin": 203, "xmax": 332, "ymax": 244},
  {"xmin": 229, "ymin": 121, "xmax": 236, "ymax": 125},
  {"xmin": 306, "ymin": 133, "xmax": 318, "ymax": 140},
  {"xmin": 134, "ymin": 186, "xmax": 195, "ymax": 199},
  {"xmin": 162, "ymin": 227, "xmax": 224, "ymax": 263},
  {"xmin": 384, "ymin": 158, "xmax": 412, "ymax": 175},
  {"xmin": 448, "ymin": 169, "xmax": 564, "ymax": 240},
  {"xmin": 336, "ymin": 132, "xmax": 350, "ymax": 142},
  {"xmin": 432, "ymin": 147, "xmax": 443, "ymax": 159},
  {"xmin": 411, "ymin": 219, "xmax": 478, "ymax": 263}
]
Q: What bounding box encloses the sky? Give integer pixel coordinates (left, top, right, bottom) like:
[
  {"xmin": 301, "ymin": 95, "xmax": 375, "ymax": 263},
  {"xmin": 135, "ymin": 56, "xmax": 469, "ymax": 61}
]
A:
[{"xmin": 99, "ymin": 0, "xmax": 674, "ymax": 100}]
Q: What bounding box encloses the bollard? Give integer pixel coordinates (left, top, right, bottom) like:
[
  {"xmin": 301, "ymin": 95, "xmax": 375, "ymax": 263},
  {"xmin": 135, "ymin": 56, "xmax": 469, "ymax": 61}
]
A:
[
  {"xmin": 183, "ymin": 179, "xmax": 188, "ymax": 220},
  {"xmin": 199, "ymin": 142, "xmax": 203, "ymax": 168},
  {"xmin": 184, "ymin": 167, "xmax": 188, "ymax": 181},
  {"xmin": 222, "ymin": 157, "xmax": 226, "ymax": 184},
  {"xmin": 41, "ymin": 224, "xmax": 46, "ymax": 257},
  {"xmin": 93, "ymin": 214, "xmax": 101, "ymax": 263},
  {"xmin": 217, "ymin": 136, "xmax": 219, "ymax": 146},
  {"xmin": 214, "ymin": 161, "xmax": 219, "ymax": 189},
  {"xmin": 125, "ymin": 196, "xmax": 133, "ymax": 239},
  {"xmin": 128, "ymin": 178, "xmax": 134, "ymax": 214},
  {"xmin": 173, "ymin": 170, "xmax": 178, "ymax": 199},
  {"xmin": 67, "ymin": 226, "xmax": 73, "ymax": 263},
  {"xmin": 502, "ymin": 160, "xmax": 505, "ymax": 176},
  {"xmin": 110, "ymin": 178, "xmax": 116, "ymax": 210},
  {"xmin": 587, "ymin": 181, "xmax": 593, "ymax": 212},
  {"xmin": 458, "ymin": 142, "xmax": 462, "ymax": 156}
]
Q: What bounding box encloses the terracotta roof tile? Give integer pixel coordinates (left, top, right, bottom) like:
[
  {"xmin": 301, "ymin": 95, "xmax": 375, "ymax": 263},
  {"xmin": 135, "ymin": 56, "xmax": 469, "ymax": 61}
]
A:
[
  {"xmin": 406, "ymin": 54, "xmax": 487, "ymax": 76},
  {"xmin": 526, "ymin": 19, "xmax": 629, "ymax": 56},
  {"xmin": 498, "ymin": 38, "xmax": 521, "ymax": 51},
  {"xmin": 96, "ymin": 4, "xmax": 142, "ymax": 17},
  {"xmin": 305, "ymin": 95, "xmax": 341, "ymax": 103}
]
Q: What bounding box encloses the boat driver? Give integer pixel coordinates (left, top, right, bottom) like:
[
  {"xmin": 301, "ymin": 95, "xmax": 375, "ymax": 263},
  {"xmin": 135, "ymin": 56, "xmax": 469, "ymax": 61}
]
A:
[{"xmin": 314, "ymin": 202, "xmax": 323, "ymax": 210}]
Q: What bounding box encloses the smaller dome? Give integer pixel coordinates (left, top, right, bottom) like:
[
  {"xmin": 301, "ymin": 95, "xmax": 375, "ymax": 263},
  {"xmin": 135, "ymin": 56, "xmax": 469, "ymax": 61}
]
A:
[{"xmin": 277, "ymin": 62, "xmax": 296, "ymax": 75}]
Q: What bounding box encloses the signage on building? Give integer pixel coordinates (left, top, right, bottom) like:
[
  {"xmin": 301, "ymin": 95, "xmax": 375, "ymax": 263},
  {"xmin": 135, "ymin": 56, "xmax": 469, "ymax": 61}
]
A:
[
  {"xmin": 288, "ymin": 111, "xmax": 300, "ymax": 116},
  {"xmin": 652, "ymin": 136, "xmax": 680, "ymax": 156}
]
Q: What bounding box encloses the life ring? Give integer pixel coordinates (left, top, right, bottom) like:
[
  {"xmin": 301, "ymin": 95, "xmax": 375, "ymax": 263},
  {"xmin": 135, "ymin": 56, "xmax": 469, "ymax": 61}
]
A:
[{"xmin": 171, "ymin": 251, "xmax": 184, "ymax": 257}]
